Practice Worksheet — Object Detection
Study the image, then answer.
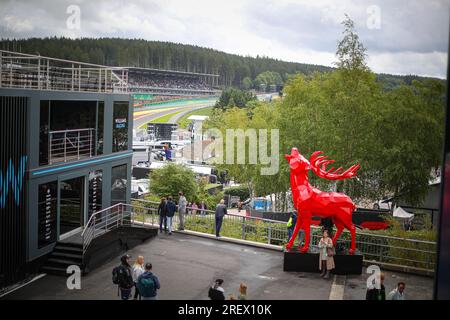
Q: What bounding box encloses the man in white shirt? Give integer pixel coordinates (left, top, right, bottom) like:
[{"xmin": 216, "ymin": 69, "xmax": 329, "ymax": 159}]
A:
[{"xmin": 178, "ymin": 191, "xmax": 187, "ymax": 231}]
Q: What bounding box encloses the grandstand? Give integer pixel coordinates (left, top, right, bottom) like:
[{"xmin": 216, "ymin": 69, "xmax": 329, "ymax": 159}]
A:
[
  {"xmin": 126, "ymin": 67, "xmax": 219, "ymax": 96},
  {"xmin": 0, "ymin": 50, "xmax": 220, "ymax": 97}
]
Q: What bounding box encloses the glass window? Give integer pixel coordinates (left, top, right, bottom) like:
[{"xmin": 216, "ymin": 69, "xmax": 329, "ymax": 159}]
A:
[
  {"xmin": 39, "ymin": 100, "xmax": 50, "ymax": 166},
  {"xmin": 38, "ymin": 181, "xmax": 57, "ymax": 248},
  {"xmin": 111, "ymin": 165, "xmax": 127, "ymax": 205},
  {"xmin": 96, "ymin": 101, "xmax": 104, "ymax": 155},
  {"xmin": 89, "ymin": 170, "xmax": 103, "ymax": 218},
  {"xmin": 112, "ymin": 101, "xmax": 129, "ymax": 152}
]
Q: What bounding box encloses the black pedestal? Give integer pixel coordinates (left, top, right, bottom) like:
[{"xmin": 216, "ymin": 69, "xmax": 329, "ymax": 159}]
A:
[{"xmin": 283, "ymin": 248, "xmax": 363, "ymax": 275}]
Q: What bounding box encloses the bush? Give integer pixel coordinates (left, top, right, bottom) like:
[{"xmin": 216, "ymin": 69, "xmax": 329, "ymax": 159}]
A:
[{"xmin": 224, "ymin": 185, "xmax": 250, "ymax": 201}]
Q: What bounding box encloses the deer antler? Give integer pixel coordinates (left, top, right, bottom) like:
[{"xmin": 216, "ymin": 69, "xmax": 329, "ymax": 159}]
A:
[{"xmin": 309, "ymin": 151, "xmax": 360, "ymax": 181}]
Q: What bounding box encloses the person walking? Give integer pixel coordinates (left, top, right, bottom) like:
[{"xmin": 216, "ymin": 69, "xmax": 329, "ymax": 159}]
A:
[
  {"xmin": 318, "ymin": 230, "xmax": 335, "ymax": 279},
  {"xmin": 112, "ymin": 254, "xmax": 134, "ymax": 300},
  {"xmin": 158, "ymin": 197, "xmax": 167, "ymax": 233},
  {"xmin": 214, "ymin": 199, "xmax": 227, "ymax": 237},
  {"xmin": 132, "ymin": 256, "xmax": 145, "ymax": 300},
  {"xmin": 387, "ymin": 282, "xmax": 406, "ymax": 300},
  {"xmin": 208, "ymin": 279, "xmax": 225, "ymax": 300},
  {"xmin": 136, "ymin": 263, "xmax": 161, "ymax": 300},
  {"xmin": 166, "ymin": 196, "xmax": 177, "ymax": 235},
  {"xmin": 366, "ymin": 272, "xmax": 386, "ymax": 300},
  {"xmin": 178, "ymin": 191, "xmax": 187, "ymax": 230}
]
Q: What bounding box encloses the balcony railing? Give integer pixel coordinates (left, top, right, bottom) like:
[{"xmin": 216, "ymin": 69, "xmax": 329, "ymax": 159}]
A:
[
  {"xmin": 48, "ymin": 128, "xmax": 96, "ymax": 164},
  {"xmin": 0, "ymin": 50, "xmax": 128, "ymax": 93}
]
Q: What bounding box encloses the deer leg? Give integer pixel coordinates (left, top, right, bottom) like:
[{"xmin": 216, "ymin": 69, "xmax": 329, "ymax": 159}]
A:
[
  {"xmin": 300, "ymin": 214, "xmax": 311, "ymax": 253},
  {"xmin": 286, "ymin": 217, "xmax": 302, "ymax": 250},
  {"xmin": 348, "ymin": 223, "xmax": 356, "ymax": 255},
  {"xmin": 332, "ymin": 220, "xmax": 344, "ymax": 246}
]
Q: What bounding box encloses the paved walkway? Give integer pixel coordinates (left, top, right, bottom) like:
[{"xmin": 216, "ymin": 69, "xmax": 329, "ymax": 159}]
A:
[{"xmin": 1, "ymin": 233, "xmax": 433, "ymax": 300}]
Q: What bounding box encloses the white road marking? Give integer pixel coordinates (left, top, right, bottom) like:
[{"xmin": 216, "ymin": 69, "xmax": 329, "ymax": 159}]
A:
[{"xmin": 329, "ymin": 275, "xmax": 346, "ymax": 300}]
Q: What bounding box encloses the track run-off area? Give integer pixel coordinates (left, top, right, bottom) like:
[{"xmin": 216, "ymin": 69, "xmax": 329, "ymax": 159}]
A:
[{"xmin": 133, "ymin": 97, "xmax": 217, "ymax": 129}]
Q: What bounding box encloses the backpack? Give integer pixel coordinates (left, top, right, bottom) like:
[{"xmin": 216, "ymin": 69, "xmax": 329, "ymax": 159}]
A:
[
  {"xmin": 112, "ymin": 265, "xmax": 130, "ymax": 288},
  {"xmin": 112, "ymin": 266, "xmax": 121, "ymax": 285},
  {"xmin": 138, "ymin": 274, "xmax": 156, "ymax": 297}
]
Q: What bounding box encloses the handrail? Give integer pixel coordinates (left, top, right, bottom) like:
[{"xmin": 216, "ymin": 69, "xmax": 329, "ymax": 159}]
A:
[
  {"xmin": 81, "ymin": 203, "xmax": 122, "ymax": 237},
  {"xmin": 132, "ymin": 198, "xmax": 436, "ymax": 244}
]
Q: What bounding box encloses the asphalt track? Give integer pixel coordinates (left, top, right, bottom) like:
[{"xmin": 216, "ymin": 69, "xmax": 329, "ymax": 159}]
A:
[{"xmin": 133, "ymin": 98, "xmax": 216, "ymax": 129}]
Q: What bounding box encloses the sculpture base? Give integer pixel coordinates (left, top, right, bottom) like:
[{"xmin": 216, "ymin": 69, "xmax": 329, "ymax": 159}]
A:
[{"xmin": 283, "ymin": 247, "xmax": 363, "ymax": 275}]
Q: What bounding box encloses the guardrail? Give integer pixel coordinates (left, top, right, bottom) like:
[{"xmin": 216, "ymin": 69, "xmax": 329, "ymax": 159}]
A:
[
  {"xmin": 131, "ymin": 199, "xmax": 437, "ymax": 273},
  {"xmin": 49, "ymin": 128, "xmax": 96, "ymax": 164},
  {"xmin": 0, "ymin": 50, "xmax": 127, "ymax": 93}
]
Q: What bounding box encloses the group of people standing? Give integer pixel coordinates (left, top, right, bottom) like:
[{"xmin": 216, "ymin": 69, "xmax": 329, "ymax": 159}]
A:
[
  {"xmin": 156, "ymin": 191, "xmax": 189, "ymax": 234},
  {"xmin": 157, "ymin": 192, "xmax": 212, "ymax": 234},
  {"xmin": 113, "ymin": 254, "xmax": 160, "ymax": 300},
  {"xmin": 157, "ymin": 192, "xmax": 228, "ymax": 238}
]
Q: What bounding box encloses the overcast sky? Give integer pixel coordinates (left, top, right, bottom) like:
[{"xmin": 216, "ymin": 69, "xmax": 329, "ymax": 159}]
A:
[{"xmin": 0, "ymin": 0, "xmax": 448, "ymax": 78}]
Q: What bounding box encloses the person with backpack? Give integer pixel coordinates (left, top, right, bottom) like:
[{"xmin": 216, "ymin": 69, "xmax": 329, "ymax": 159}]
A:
[
  {"xmin": 112, "ymin": 254, "xmax": 134, "ymax": 300},
  {"xmin": 158, "ymin": 197, "xmax": 168, "ymax": 233},
  {"xmin": 208, "ymin": 279, "xmax": 225, "ymax": 300},
  {"xmin": 136, "ymin": 263, "xmax": 161, "ymax": 300},
  {"xmin": 166, "ymin": 196, "xmax": 177, "ymax": 235}
]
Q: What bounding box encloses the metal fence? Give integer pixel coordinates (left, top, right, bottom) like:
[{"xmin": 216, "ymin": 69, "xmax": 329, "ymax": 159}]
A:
[
  {"xmin": 0, "ymin": 50, "xmax": 127, "ymax": 93},
  {"xmin": 48, "ymin": 128, "xmax": 96, "ymax": 164},
  {"xmin": 127, "ymin": 199, "xmax": 436, "ymax": 273}
]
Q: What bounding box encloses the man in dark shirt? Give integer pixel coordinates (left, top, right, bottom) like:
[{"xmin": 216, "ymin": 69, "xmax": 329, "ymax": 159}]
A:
[{"xmin": 214, "ymin": 199, "xmax": 227, "ymax": 237}]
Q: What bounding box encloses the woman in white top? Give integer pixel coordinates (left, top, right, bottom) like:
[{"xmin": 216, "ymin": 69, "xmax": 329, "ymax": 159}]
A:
[{"xmin": 132, "ymin": 255, "xmax": 145, "ymax": 300}]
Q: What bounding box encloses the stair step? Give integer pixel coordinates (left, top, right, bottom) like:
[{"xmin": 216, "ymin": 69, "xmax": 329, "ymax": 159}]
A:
[
  {"xmin": 55, "ymin": 241, "xmax": 83, "ymax": 249},
  {"xmin": 53, "ymin": 245, "xmax": 83, "ymax": 253},
  {"xmin": 51, "ymin": 252, "xmax": 83, "ymax": 260},
  {"xmin": 47, "ymin": 258, "xmax": 82, "ymax": 266},
  {"xmin": 41, "ymin": 266, "xmax": 70, "ymax": 276}
]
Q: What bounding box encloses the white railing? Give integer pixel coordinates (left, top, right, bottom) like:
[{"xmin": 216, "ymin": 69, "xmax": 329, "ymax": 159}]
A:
[
  {"xmin": 0, "ymin": 50, "xmax": 128, "ymax": 93},
  {"xmin": 48, "ymin": 128, "xmax": 95, "ymax": 164}
]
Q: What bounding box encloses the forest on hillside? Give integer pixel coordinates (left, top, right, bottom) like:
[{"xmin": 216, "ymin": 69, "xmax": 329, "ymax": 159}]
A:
[{"xmin": 0, "ymin": 37, "xmax": 442, "ymax": 89}]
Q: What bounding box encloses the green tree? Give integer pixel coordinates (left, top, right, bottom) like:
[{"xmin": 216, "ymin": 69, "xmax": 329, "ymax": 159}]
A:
[
  {"xmin": 149, "ymin": 163, "xmax": 197, "ymax": 201},
  {"xmin": 241, "ymin": 76, "xmax": 253, "ymax": 90},
  {"xmin": 214, "ymin": 88, "xmax": 257, "ymax": 110}
]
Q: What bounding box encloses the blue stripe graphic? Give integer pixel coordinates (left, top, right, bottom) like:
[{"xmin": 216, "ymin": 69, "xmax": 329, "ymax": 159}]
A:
[
  {"xmin": 32, "ymin": 152, "xmax": 132, "ymax": 176},
  {"xmin": 0, "ymin": 156, "xmax": 28, "ymax": 208}
]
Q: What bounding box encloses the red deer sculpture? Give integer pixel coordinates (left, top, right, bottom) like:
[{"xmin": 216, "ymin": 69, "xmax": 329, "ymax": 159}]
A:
[{"xmin": 285, "ymin": 147, "xmax": 360, "ymax": 254}]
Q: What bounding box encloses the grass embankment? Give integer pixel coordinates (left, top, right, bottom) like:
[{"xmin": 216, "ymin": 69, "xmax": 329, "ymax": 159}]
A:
[
  {"xmin": 177, "ymin": 106, "xmax": 214, "ymax": 129},
  {"xmin": 137, "ymin": 109, "xmax": 185, "ymax": 129}
]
